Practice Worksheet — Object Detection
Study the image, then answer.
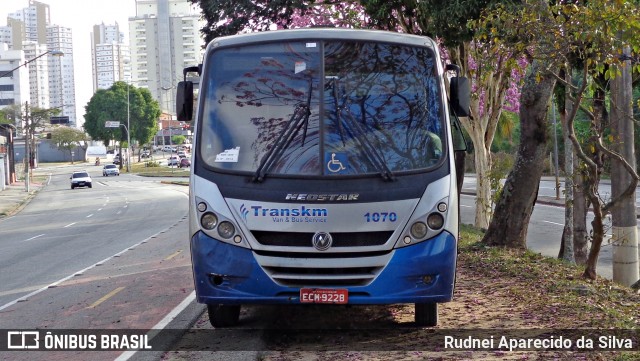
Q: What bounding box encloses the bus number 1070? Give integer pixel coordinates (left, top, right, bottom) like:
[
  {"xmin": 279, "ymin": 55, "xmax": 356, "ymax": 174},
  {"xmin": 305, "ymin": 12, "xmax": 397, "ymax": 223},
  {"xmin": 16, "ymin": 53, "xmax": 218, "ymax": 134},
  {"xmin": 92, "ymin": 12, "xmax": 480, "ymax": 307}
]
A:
[{"xmin": 364, "ymin": 212, "xmax": 397, "ymax": 222}]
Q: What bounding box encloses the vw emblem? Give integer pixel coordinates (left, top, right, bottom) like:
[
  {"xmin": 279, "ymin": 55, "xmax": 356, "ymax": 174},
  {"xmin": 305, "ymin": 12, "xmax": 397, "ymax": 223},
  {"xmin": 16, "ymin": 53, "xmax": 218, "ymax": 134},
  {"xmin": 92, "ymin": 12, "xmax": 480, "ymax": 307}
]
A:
[{"xmin": 312, "ymin": 231, "xmax": 333, "ymax": 251}]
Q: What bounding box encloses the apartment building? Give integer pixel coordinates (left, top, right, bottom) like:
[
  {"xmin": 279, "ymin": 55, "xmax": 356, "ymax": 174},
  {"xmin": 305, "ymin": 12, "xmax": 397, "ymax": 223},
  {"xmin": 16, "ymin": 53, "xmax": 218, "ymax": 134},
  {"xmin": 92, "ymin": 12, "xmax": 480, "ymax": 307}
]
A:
[
  {"xmin": 129, "ymin": 0, "xmax": 203, "ymax": 114},
  {"xmin": 0, "ymin": 1, "xmax": 77, "ymax": 126},
  {"xmin": 91, "ymin": 22, "xmax": 130, "ymax": 92}
]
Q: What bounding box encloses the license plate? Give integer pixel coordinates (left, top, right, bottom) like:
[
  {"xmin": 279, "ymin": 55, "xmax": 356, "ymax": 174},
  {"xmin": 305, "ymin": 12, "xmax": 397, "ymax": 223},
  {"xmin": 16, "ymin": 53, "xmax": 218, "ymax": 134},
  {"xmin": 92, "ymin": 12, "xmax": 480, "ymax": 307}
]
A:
[
  {"xmin": 300, "ymin": 288, "xmax": 348, "ymax": 304},
  {"xmin": 78, "ymin": 182, "xmax": 85, "ymax": 186}
]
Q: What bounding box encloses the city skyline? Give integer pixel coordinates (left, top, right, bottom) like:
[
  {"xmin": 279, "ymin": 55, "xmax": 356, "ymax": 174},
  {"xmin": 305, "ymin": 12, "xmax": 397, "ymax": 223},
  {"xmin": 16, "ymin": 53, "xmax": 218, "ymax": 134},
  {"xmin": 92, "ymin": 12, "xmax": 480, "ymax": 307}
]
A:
[{"xmin": 0, "ymin": 0, "xmax": 138, "ymax": 127}]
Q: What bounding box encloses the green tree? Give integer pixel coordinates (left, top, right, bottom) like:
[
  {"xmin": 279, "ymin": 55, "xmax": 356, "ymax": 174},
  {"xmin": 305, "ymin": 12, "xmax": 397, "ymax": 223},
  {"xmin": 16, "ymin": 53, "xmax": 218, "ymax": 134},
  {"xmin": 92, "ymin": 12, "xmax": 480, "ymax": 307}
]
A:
[
  {"xmin": 83, "ymin": 88, "xmax": 122, "ymax": 146},
  {"xmin": 49, "ymin": 126, "xmax": 88, "ymax": 164},
  {"xmin": 172, "ymin": 135, "xmax": 186, "ymax": 145},
  {"xmin": 0, "ymin": 105, "xmax": 21, "ymax": 125},
  {"xmin": 84, "ymin": 82, "xmax": 160, "ymax": 151}
]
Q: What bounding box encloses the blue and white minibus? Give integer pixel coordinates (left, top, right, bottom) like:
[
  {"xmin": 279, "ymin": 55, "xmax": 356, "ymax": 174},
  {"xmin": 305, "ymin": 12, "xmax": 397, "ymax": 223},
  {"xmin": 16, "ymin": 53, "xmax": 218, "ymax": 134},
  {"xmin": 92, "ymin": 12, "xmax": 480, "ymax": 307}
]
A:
[{"xmin": 176, "ymin": 28, "xmax": 470, "ymax": 327}]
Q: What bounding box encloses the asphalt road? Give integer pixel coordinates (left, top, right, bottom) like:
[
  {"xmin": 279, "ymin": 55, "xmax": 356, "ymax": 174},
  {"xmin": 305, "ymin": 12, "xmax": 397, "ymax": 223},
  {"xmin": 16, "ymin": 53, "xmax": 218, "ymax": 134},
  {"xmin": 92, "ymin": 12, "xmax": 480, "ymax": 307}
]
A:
[{"xmin": 0, "ymin": 167, "xmax": 192, "ymax": 361}]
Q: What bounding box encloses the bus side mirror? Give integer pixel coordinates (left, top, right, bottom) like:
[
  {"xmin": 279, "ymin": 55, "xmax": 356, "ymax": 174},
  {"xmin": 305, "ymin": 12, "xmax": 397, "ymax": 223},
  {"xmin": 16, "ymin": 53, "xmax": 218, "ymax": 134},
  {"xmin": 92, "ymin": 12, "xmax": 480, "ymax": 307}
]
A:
[
  {"xmin": 176, "ymin": 81, "xmax": 194, "ymax": 122},
  {"xmin": 449, "ymin": 77, "xmax": 470, "ymax": 118}
]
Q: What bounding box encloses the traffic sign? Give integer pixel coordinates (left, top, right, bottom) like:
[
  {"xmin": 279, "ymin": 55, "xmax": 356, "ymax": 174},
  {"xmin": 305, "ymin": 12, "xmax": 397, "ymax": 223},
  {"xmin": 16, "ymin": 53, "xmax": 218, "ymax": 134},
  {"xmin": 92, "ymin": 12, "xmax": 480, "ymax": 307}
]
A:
[
  {"xmin": 105, "ymin": 121, "xmax": 120, "ymax": 128},
  {"xmin": 50, "ymin": 116, "xmax": 69, "ymax": 124}
]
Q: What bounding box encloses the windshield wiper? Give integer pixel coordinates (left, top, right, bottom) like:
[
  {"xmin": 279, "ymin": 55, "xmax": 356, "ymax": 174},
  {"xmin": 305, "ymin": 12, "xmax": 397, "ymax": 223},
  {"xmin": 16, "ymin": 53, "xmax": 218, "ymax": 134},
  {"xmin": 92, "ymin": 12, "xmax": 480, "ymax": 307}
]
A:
[
  {"xmin": 253, "ymin": 80, "xmax": 313, "ymax": 182},
  {"xmin": 328, "ymin": 77, "xmax": 395, "ymax": 181}
]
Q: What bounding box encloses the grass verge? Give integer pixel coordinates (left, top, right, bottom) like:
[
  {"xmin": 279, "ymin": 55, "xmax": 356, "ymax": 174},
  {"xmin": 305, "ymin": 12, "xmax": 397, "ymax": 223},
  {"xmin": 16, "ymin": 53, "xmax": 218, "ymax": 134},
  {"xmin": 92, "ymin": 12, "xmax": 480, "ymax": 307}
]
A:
[
  {"xmin": 458, "ymin": 224, "xmax": 639, "ymax": 330},
  {"xmin": 130, "ymin": 162, "xmax": 189, "ymax": 177}
]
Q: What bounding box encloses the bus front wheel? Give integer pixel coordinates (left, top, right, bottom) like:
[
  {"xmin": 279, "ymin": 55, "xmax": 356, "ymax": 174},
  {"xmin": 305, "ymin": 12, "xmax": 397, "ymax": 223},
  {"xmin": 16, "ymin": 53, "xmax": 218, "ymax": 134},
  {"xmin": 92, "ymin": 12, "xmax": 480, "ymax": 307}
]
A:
[
  {"xmin": 415, "ymin": 302, "xmax": 438, "ymax": 327},
  {"xmin": 207, "ymin": 304, "xmax": 241, "ymax": 327}
]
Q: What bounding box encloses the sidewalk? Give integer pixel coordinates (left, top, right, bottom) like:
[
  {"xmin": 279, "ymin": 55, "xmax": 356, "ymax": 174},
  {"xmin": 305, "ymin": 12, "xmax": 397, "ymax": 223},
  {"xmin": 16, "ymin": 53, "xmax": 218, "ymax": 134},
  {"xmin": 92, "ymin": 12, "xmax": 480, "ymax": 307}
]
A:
[{"xmin": 0, "ymin": 180, "xmax": 45, "ymax": 218}]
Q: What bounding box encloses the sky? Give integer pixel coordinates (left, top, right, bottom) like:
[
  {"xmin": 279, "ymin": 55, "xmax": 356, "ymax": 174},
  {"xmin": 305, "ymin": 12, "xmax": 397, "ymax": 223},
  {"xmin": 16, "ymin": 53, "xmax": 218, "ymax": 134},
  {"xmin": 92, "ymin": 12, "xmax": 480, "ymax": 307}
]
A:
[{"xmin": 0, "ymin": 0, "xmax": 139, "ymax": 125}]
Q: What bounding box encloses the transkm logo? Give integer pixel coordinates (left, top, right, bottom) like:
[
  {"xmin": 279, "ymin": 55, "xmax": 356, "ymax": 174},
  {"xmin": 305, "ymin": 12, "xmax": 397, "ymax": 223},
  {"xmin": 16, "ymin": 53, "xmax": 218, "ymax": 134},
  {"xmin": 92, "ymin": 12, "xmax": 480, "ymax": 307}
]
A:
[{"xmin": 250, "ymin": 205, "xmax": 328, "ymax": 217}]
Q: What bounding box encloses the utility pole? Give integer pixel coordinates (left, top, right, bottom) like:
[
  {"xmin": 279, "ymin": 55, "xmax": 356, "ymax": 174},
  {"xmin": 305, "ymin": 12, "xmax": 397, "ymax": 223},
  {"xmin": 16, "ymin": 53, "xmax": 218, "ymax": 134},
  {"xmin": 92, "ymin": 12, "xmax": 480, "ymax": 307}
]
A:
[
  {"xmin": 610, "ymin": 47, "xmax": 639, "ymax": 286},
  {"xmin": 24, "ymin": 101, "xmax": 30, "ymax": 193}
]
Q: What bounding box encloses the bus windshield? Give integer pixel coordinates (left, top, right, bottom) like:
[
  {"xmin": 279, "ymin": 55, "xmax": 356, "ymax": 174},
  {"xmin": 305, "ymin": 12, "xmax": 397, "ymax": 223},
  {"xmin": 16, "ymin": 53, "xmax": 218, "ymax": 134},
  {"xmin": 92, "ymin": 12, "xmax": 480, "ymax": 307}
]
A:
[{"xmin": 199, "ymin": 40, "xmax": 445, "ymax": 177}]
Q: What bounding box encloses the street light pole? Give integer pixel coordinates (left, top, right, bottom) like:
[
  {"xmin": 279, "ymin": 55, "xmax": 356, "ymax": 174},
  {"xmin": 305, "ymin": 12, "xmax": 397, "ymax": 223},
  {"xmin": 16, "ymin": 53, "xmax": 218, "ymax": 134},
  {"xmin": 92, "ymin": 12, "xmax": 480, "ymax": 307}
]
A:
[
  {"xmin": 119, "ymin": 123, "xmax": 130, "ymax": 172},
  {"xmin": 24, "ymin": 101, "xmax": 30, "ymax": 193},
  {"xmin": 126, "ymin": 81, "xmax": 131, "ymax": 173}
]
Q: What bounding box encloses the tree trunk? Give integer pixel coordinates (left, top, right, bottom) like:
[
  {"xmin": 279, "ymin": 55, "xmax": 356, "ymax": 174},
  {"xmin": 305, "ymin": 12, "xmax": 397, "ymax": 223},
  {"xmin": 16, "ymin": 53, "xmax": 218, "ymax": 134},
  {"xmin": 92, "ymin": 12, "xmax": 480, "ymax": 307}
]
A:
[
  {"xmin": 575, "ymin": 82, "xmax": 608, "ymax": 265},
  {"xmin": 572, "ymin": 172, "xmax": 589, "ymax": 264},
  {"xmin": 473, "ymin": 138, "xmax": 492, "ymax": 229},
  {"xmin": 482, "ymin": 60, "xmax": 556, "ymax": 248},
  {"xmin": 584, "ymin": 188, "xmax": 605, "ymax": 279},
  {"xmin": 561, "ymin": 126, "xmax": 575, "ymax": 262}
]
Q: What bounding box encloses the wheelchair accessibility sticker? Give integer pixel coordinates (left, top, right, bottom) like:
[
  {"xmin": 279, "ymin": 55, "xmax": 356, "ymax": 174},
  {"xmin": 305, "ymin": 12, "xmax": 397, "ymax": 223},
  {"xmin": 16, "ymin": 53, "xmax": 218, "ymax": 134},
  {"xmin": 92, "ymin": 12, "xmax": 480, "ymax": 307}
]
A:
[{"xmin": 325, "ymin": 152, "xmax": 348, "ymax": 174}]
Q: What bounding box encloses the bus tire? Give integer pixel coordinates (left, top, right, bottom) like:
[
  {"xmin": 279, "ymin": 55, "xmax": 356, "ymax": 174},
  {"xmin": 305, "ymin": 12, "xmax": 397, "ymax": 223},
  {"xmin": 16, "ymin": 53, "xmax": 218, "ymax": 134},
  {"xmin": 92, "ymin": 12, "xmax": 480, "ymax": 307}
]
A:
[
  {"xmin": 415, "ymin": 302, "xmax": 437, "ymax": 327},
  {"xmin": 207, "ymin": 304, "xmax": 241, "ymax": 327}
]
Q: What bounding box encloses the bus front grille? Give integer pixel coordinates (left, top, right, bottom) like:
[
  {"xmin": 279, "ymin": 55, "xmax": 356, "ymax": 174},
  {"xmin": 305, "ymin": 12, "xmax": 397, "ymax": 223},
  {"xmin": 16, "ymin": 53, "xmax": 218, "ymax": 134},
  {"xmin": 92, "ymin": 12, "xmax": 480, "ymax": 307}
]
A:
[
  {"xmin": 253, "ymin": 250, "xmax": 393, "ymax": 287},
  {"xmin": 251, "ymin": 231, "xmax": 393, "ymax": 247}
]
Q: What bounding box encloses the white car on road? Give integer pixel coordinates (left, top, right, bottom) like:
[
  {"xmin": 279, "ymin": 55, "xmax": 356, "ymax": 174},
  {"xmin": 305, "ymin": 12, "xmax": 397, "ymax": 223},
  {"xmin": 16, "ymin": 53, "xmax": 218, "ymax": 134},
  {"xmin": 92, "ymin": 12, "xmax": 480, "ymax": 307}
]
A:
[
  {"xmin": 103, "ymin": 164, "xmax": 120, "ymax": 176},
  {"xmin": 70, "ymin": 171, "xmax": 92, "ymax": 189}
]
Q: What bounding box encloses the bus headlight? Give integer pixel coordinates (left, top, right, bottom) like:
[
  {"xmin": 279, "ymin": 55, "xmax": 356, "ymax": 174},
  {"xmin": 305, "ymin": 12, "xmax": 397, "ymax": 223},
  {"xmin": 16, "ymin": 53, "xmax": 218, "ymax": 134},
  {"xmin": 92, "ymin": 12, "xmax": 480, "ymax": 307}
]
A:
[
  {"xmin": 201, "ymin": 212, "xmax": 218, "ymax": 230},
  {"xmin": 427, "ymin": 213, "xmax": 444, "ymax": 230},
  {"xmin": 217, "ymin": 221, "xmax": 235, "ymax": 239},
  {"xmin": 410, "ymin": 221, "xmax": 428, "ymax": 239}
]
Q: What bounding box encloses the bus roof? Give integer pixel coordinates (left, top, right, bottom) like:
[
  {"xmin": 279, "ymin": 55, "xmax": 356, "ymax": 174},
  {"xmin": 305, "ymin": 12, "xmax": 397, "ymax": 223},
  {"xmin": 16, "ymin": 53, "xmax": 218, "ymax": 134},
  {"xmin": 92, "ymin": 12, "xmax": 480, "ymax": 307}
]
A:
[{"xmin": 207, "ymin": 28, "xmax": 438, "ymax": 52}]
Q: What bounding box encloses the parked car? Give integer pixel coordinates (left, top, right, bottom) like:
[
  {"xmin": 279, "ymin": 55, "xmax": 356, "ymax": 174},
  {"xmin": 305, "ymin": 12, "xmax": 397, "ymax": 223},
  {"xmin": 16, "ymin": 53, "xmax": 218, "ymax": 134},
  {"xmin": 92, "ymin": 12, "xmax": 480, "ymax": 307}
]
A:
[
  {"xmin": 102, "ymin": 164, "xmax": 120, "ymax": 176},
  {"xmin": 70, "ymin": 171, "xmax": 92, "ymax": 189},
  {"xmin": 113, "ymin": 154, "xmax": 121, "ymax": 165},
  {"xmin": 167, "ymin": 155, "xmax": 180, "ymax": 166},
  {"xmin": 141, "ymin": 150, "xmax": 151, "ymax": 159},
  {"xmin": 178, "ymin": 158, "xmax": 191, "ymax": 168},
  {"xmin": 177, "ymin": 150, "xmax": 187, "ymax": 158},
  {"xmin": 162, "ymin": 145, "xmax": 174, "ymax": 152}
]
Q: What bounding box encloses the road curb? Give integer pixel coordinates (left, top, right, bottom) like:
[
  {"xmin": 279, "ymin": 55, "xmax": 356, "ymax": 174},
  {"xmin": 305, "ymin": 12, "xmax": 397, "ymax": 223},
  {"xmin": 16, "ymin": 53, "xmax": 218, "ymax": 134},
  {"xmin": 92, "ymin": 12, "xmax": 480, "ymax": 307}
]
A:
[{"xmin": 461, "ymin": 191, "xmax": 640, "ymax": 219}]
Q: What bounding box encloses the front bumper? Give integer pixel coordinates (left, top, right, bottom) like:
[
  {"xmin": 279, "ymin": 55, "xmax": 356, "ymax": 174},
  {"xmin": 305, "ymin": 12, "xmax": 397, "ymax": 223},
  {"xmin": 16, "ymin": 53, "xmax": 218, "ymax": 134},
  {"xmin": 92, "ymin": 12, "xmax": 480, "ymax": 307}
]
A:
[{"xmin": 191, "ymin": 230, "xmax": 457, "ymax": 305}]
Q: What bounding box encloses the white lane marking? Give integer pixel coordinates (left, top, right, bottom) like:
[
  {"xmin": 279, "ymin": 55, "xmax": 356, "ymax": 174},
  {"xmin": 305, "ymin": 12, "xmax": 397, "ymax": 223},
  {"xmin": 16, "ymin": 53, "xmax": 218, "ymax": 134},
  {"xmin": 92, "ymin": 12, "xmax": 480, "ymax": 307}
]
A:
[
  {"xmin": 460, "ymin": 204, "xmax": 472, "ymax": 208},
  {"xmin": 114, "ymin": 291, "xmax": 196, "ymax": 361},
  {"xmin": 64, "ymin": 222, "xmax": 77, "ymax": 228},
  {"xmin": 23, "ymin": 234, "xmax": 45, "ymax": 242},
  {"xmin": 86, "ymin": 214, "xmax": 94, "ymax": 218},
  {"xmin": 543, "ymin": 220, "xmax": 564, "ymax": 226},
  {"xmin": 0, "ymin": 223, "xmax": 182, "ymax": 312}
]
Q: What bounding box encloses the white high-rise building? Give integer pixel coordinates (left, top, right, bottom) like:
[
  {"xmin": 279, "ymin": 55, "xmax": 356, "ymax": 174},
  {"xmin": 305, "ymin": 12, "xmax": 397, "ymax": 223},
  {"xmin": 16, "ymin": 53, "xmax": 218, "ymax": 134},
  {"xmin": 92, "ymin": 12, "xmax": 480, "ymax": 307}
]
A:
[
  {"xmin": 91, "ymin": 22, "xmax": 130, "ymax": 92},
  {"xmin": 47, "ymin": 24, "xmax": 76, "ymax": 126},
  {"xmin": 129, "ymin": 0, "xmax": 204, "ymax": 114},
  {"xmin": 0, "ymin": 1, "xmax": 77, "ymax": 126},
  {"xmin": 23, "ymin": 41, "xmax": 50, "ymax": 109},
  {"xmin": 0, "ymin": 44, "xmax": 30, "ymax": 109}
]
